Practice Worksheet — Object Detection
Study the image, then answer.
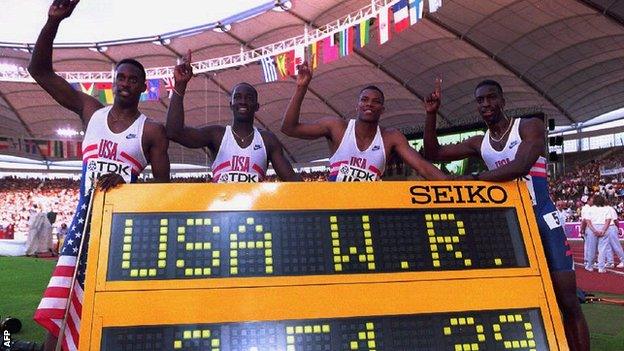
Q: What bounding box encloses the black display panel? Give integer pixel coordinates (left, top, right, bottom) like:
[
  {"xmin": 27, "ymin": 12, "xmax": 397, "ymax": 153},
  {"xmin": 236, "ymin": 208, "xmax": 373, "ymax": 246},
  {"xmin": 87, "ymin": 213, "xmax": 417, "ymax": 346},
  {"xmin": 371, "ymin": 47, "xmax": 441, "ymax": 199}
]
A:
[
  {"xmin": 107, "ymin": 208, "xmax": 527, "ymax": 281},
  {"xmin": 101, "ymin": 308, "xmax": 547, "ymax": 350}
]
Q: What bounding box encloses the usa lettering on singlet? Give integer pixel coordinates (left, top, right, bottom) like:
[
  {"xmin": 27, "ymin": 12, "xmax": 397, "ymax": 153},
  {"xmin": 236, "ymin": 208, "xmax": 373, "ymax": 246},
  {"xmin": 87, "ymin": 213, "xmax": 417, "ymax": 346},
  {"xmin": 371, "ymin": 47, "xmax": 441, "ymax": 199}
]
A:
[
  {"xmin": 211, "ymin": 126, "xmax": 268, "ymax": 183},
  {"xmin": 329, "ymin": 119, "xmax": 386, "ymax": 182},
  {"xmin": 81, "ymin": 106, "xmax": 148, "ymax": 191},
  {"xmin": 480, "ymin": 118, "xmax": 549, "ymax": 207}
]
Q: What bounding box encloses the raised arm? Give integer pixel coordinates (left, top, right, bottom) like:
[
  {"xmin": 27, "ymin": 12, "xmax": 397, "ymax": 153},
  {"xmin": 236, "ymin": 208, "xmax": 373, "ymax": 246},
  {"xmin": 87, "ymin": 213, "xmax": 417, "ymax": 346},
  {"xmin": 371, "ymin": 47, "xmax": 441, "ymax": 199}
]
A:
[
  {"xmin": 28, "ymin": 0, "xmax": 102, "ymax": 122},
  {"xmin": 281, "ymin": 61, "xmax": 338, "ymax": 140},
  {"xmin": 476, "ymin": 118, "xmax": 544, "ymax": 181},
  {"xmin": 423, "ymin": 78, "xmax": 480, "ymax": 161},
  {"xmin": 165, "ymin": 51, "xmax": 214, "ymax": 148},
  {"xmin": 261, "ymin": 131, "xmax": 301, "ymax": 182},
  {"xmin": 388, "ymin": 130, "xmax": 449, "ymax": 180}
]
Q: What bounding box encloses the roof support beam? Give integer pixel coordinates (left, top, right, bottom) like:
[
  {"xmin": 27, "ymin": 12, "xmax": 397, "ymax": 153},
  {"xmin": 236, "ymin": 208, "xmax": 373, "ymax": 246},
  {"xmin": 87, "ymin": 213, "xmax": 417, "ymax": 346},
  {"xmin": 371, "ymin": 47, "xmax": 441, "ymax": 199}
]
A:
[
  {"xmin": 575, "ymin": 0, "xmax": 624, "ymax": 27},
  {"xmin": 287, "ymin": 10, "xmax": 453, "ymax": 127},
  {"xmin": 222, "ymin": 31, "xmax": 347, "ymax": 121},
  {"xmin": 424, "ymin": 15, "xmax": 576, "ymax": 124},
  {"xmin": 0, "ymin": 90, "xmax": 47, "ymax": 160}
]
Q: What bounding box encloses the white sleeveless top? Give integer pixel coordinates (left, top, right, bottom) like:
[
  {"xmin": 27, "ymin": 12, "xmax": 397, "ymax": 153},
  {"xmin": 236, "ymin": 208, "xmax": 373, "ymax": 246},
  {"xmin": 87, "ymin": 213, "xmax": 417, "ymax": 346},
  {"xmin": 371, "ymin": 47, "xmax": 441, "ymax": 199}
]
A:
[
  {"xmin": 81, "ymin": 105, "xmax": 148, "ymax": 193},
  {"xmin": 328, "ymin": 119, "xmax": 386, "ymax": 181},
  {"xmin": 212, "ymin": 126, "xmax": 268, "ymax": 183},
  {"xmin": 480, "ymin": 118, "xmax": 548, "ymax": 205}
]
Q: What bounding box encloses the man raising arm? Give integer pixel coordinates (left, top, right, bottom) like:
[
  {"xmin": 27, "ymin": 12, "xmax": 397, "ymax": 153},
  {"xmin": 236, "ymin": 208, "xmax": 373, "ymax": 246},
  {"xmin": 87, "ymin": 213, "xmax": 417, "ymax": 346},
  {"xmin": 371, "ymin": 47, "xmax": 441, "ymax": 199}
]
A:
[
  {"xmin": 166, "ymin": 51, "xmax": 300, "ymax": 182},
  {"xmin": 281, "ymin": 61, "xmax": 446, "ymax": 181}
]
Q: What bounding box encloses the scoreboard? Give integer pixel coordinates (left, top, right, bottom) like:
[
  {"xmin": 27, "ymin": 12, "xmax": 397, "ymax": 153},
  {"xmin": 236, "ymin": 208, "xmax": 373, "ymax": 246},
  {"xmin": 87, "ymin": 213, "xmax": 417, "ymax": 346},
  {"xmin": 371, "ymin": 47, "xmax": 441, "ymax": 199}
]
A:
[{"xmin": 79, "ymin": 182, "xmax": 567, "ymax": 350}]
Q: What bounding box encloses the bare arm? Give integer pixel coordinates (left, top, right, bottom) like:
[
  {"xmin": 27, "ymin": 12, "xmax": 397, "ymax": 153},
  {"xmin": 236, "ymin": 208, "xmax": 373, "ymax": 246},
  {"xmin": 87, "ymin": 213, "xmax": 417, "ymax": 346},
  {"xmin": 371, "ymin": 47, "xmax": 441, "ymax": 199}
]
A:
[
  {"xmin": 422, "ymin": 78, "xmax": 480, "ymax": 161},
  {"xmin": 388, "ymin": 130, "xmax": 449, "ymax": 180},
  {"xmin": 281, "ymin": 61, "xmax": 339, "ymax": 140},
  {"xmin": 165, "ymin": 51, "xmax": 218, "ymax": 149},
  {"xmin": 146, "ymin": 122, "xmax": 170, "ymax": 183},
  {"xmin": 477, "ymin": 118, "xmax": 544, "ymax": 181},
  {"xmin": 261, "ymin": 131, "xmax": 301, "ymax": 182},
  {"xmin": 28, "ymin": 0, "xmax": 102, "ymax": 122}
]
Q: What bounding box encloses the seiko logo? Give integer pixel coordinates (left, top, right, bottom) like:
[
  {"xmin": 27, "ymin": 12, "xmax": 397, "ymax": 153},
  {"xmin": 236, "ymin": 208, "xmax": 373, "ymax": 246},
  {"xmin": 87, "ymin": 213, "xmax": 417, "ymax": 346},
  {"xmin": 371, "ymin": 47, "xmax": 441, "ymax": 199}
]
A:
[
  {"xmin": 410, "ymin": 185, "xmax": 508, "ymax": 204},
  {"xmin": 126, "ymin": 133, "xmax": 137, "ymax": 139},
  {"xmin": 372, "ymin": 145, "xmax": 380, "ymax": 151},
  {"xmin": 253, "ymin": 144, "xmax": 262, "ymax": 150}
]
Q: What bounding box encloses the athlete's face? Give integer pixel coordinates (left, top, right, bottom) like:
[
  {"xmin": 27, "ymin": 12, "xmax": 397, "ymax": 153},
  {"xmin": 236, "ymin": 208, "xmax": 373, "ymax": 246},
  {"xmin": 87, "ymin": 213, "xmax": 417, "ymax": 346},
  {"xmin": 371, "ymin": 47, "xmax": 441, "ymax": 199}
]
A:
[
  {"xmin": 356, "ymin": 89, "xmax": 384, "ymax": 123},
  {"xmin": 230, "ymin": 84, "xmax": 259, "ymax": 122},
  {"xmin": 113, "ymin": 63, "xmax": 146, "ymax": 107},
  {"xmin": 475, "ymin": 85, "xmax": 505, "ymax": 126}
]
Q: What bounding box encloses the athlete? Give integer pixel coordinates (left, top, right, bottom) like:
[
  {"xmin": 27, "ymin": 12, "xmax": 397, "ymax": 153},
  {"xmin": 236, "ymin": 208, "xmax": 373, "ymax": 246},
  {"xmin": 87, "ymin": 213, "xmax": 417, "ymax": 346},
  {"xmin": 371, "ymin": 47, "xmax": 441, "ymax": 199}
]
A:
[
  {"xmin": 422, "ymin": 78, "xmax": 589, "ymax": 351},
  {"xmin": 166, "ymin": 51, "xmax": 300, "ymax": 182},
  {"xmin": 28, "ymin": 1, "xmax": 170, "ymax": 350},
  {"xmin": 281, "ymin": 61, "xmax": 446, "ymax": 181}
]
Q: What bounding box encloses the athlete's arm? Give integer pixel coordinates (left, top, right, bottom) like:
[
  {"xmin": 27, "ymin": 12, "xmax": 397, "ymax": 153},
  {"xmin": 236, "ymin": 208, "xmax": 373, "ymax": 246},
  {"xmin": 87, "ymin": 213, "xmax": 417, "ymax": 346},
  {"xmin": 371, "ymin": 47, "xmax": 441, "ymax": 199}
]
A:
[
  {"xmin": 476, "ymin": 118, "xmax": 544, "ymax": 181},
  {"xmin": 281, "ymin": 61, "xmax": 343, "ymax": 140},
  {"xmin": 262, "ymin": 131, "xmax": 301, "ymax": 181},
  {"xmin": 387, "ymin": 130, "xmax": 449, "ymax": 180},
  {"xmin": 146, "ymin": 122, "xmax": 171, "ymax": 183},
  {"xmin": 28, "ymin": 0, "xmax": 103, "ymax": 123},
  {"xmin": 422, "ymin": 79, "xmax": 481, "ymax": 161},
  {"xmin": 165, "ymin": 51, "xmax": 217, "ymax": 149}
]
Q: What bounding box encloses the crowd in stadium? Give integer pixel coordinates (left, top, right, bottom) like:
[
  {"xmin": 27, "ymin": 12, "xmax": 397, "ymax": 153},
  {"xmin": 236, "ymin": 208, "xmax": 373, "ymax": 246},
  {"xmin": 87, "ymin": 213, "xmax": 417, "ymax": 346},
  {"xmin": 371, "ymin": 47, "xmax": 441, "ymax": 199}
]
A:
[{"xmin": 3, "ymin": 149, "xmax": 624, "ymax": 241}]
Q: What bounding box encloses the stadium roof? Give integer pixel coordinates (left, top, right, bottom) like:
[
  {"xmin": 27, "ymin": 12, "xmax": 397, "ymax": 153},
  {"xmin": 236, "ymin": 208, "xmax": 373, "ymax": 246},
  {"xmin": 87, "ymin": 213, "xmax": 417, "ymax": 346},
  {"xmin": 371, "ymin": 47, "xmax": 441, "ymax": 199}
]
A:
[{"xmin": 1, "ymin": 0, "xmax": 623, "ymax": 165}]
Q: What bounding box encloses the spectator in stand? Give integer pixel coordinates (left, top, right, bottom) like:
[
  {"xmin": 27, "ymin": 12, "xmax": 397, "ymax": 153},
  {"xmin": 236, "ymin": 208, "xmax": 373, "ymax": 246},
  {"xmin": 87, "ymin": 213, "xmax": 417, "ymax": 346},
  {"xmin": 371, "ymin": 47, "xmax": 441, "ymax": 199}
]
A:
[{"xmin": 588, "ymin": 195, "xmax": 624, "ymax": 272}]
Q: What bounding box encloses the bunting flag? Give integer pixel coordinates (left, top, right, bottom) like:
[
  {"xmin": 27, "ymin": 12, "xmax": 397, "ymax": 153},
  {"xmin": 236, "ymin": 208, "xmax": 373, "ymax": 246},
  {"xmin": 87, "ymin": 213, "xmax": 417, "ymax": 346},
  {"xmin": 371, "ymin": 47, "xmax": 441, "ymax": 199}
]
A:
[
  {"xmin": 95, "ymin": 83, "xmax": 114, "ymax": 104},
  {"xmin": 393, "ymin": 0, "xmax": 410, "ymax": 32},
  {"xmin": 293, "ymin": 46, "xmax": 305, "ymax": 74},
  {"xmin": 275, "ymin": 50, "xmax": 295, "ymax": 79},
  {"xmin": 260, "ymin": 56, "xmax": 278, "ymax": 82},
  {"xmin": 378, "ymin": 6, "xmax": 392, "ymax": 44},
  {"xmin": 79, "ymin": 82, "xmax": 95, "ymax": 95},
  {"xmin": 162, "ymin": 77, "xmax": 175, "ymax": 98},
  {"xmin": 429, "ymin": 0, "xmax": 442, "ymax": 12},
  {"xmin": 23, "ymin": 139, "xmax": 39, "ymax": 155},
  {"xmin": 307, "ymin": 41, "xmax": 319, "ymax": 70},
  {"xmin": 140, "ymin": 79, "xmax": 161, "ymax": 102},
  {"xmin": 338, "ymin": 27, "xmax": 354, "ymax": 57},
  {"xmin": 409, "ymin": 0, "xmax": 423, "ymax": 25},
  {"xmin": 354, "ymin": 19, "xmax": 371, "ymax": 48},
  {"xmin": 322, "ymin": 36, "xmax": 339, "ymax": 64}
]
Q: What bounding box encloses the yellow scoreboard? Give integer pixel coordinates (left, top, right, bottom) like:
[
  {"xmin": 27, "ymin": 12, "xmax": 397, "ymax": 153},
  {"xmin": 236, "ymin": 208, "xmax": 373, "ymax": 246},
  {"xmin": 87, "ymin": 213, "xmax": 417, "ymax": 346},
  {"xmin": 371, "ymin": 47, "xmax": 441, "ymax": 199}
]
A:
[{"xmin": 79, "ymin": 181, "xmax": 567, "ymax": 350}]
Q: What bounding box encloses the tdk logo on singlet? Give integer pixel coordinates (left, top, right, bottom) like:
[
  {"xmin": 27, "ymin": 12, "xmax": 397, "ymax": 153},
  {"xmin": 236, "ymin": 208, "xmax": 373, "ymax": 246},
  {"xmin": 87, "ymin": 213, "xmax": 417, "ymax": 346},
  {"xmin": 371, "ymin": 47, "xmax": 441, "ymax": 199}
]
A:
[
  {"xmin": 87, "ymin": 159, "xmax": 131, "ymax": 176},
  {"xmin": 219, "ymin": 172, "xmax": 259, "ymax": 183},
  {"xmin": 337, "ymin": 157, "xmax": 376, "ymax": 181}
]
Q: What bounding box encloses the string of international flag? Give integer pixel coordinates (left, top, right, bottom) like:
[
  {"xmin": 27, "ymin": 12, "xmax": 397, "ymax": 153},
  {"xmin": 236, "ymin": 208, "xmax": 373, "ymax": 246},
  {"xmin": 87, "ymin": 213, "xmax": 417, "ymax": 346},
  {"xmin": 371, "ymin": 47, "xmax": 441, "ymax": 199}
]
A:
[{"xmin": 70, "ymin": 0, "xmax": 441, "ymax": 103}]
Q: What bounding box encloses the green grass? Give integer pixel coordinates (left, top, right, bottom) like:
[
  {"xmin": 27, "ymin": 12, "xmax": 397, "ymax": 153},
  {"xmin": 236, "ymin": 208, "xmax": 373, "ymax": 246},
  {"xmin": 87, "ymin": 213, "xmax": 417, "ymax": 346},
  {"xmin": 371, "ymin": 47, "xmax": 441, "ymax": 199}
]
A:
[
  {"xmin": 581, "ymin": 292, "xmax": 624, "ymax": 350},
  {"xmin": 0, "ymin": 256, "xmax": 56, "ymax": 343},
  {"xmin": 0, "ymin": 256, "xmax": 623, "ymax": 349}
]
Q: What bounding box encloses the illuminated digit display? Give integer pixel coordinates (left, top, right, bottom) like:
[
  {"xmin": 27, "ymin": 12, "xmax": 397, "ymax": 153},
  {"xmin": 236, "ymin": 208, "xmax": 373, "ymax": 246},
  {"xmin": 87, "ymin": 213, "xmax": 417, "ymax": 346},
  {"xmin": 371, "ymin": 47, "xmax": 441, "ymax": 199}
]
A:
[
  {"xmin": 107, "ymin": 208, "xmax": 526, "ymax": 280},
  {"xmin": 79, "ymin": 183, "xmax": 568, "ymax": 350},
  {"xmin": 101, "ymin": 309, "xmax": 547, "ymax": 350}
]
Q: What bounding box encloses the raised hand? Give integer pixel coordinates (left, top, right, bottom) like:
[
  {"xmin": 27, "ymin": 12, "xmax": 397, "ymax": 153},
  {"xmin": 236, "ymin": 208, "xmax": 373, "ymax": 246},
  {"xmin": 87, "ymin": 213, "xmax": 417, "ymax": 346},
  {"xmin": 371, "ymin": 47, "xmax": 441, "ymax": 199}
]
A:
[
  {"xmin": 424, "ymin": 77, "xmax": 442, "ymax": 114},
  {"xmin": 173, "ymin": 50, "xmax": 193, "ymax": 91},
  {"xmin": 295, "ymin": 61, "xmax": 312, "ymax": 87},
  {"xmin": 48, "ymin": 0, "xmax": 79, "ymax": 21}
]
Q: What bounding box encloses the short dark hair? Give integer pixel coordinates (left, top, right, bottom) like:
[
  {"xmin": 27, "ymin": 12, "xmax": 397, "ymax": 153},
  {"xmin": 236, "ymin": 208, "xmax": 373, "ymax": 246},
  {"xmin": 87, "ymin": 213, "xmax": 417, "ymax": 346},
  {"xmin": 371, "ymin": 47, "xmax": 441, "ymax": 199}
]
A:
[
  {"xmin": 232, "ymin": 82, "xmax": 258, "ymax": 100},
  {"xmin": 592, "ymin": 194, "xmax": 606, "ymax": 207},
  {"xmin": 360, "ymin": 85, "xmax": 385, "ymax": 104},
  {"xmin": 116, "ymin": 59, "xmax": 146, "ymax": 81},
  {"xmin": 475, "ymin": 79, "xmax": 503, "ymax": 95}
]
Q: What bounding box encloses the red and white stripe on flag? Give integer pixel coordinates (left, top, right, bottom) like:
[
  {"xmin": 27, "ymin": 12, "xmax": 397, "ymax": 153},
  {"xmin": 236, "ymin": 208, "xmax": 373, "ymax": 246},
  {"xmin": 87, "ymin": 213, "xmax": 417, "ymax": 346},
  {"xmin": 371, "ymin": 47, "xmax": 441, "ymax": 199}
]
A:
[
  {"xmin": 162, "ymin": 76, "xmax": 175, "ymax": 98},
  {"xmin": 429, "ymin": 0, "xmax": 442, "ymax": 13},
  {"xmin": 393, "ymin": 0, "xmax": 410, "ymax": 32},
  {"xmin": 409, "ymin": 0, "xmax": 423, "ymax": 25},
  {"xmin": 378, "ymin": 6, "xmax": 391, "ymax": 44},
  {"xmin": 34, "ymin": 255, "xmax": 83, "ymax": 351},
  {"xmin": 293, "ymin": 45, "xmax": 305, "ymax": 75}
]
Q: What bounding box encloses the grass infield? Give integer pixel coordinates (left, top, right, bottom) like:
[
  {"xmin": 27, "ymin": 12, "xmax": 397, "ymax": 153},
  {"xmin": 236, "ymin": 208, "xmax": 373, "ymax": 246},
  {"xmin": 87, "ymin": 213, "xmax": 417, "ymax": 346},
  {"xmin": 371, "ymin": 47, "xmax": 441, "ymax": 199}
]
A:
[{"xmin": 1, "ymin": 256, "xmax": 623, "ymax": 349}]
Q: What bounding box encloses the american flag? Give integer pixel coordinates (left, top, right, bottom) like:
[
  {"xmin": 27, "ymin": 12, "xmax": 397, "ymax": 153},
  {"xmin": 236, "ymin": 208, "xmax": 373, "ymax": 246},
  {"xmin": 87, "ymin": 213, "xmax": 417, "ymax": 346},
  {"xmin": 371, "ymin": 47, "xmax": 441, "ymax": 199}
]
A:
[
  {"xmin": 34, "ymin": 189, "xmax": 93, "ymax": 351},
  {"xmin": 163, "ymin": 76, "xmax": 175, "ymax": 98}
]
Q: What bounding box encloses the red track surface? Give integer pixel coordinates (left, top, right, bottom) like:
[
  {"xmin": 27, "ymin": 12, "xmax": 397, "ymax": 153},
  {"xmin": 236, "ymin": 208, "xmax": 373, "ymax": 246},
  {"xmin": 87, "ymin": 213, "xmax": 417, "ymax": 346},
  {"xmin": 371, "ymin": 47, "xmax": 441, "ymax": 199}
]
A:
[{"xmin": 569, "ymin": 240, "xmax": 624, "ymax": 295}]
